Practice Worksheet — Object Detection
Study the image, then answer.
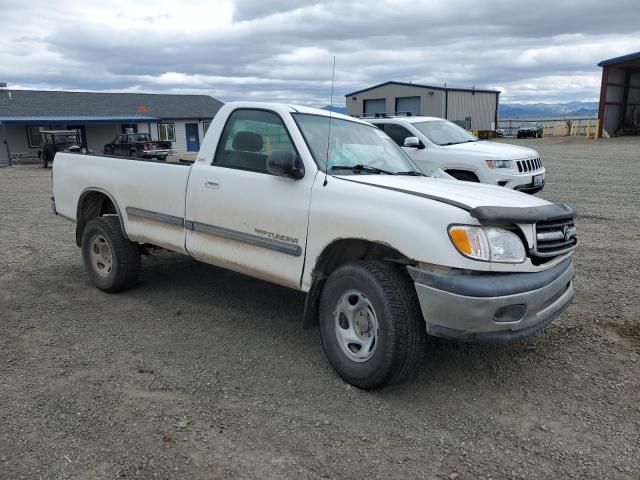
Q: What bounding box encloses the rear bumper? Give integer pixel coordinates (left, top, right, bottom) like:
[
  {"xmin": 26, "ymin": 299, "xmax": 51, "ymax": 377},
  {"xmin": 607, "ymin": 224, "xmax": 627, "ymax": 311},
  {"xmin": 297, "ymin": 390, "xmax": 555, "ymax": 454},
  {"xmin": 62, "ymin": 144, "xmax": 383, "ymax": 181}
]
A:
[
  {"xmin": 142, "ymin": 149, "xmax": 173, "ymax": 156},
  {"xmin": 408, "ymin": 258, "xmax": 575, "ymax": 342}
]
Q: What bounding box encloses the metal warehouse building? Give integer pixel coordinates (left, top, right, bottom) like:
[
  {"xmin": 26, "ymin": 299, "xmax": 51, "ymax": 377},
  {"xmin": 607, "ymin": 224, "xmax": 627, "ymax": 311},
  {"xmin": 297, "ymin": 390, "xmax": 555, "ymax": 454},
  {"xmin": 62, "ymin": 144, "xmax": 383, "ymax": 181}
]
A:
[
  {"xmin": 345, "ymin": 81, "xmax": 500, "ymax": 131},
  {"xmin": 597, "ymin": 51, "xmax": 640, "ymax": 137}
]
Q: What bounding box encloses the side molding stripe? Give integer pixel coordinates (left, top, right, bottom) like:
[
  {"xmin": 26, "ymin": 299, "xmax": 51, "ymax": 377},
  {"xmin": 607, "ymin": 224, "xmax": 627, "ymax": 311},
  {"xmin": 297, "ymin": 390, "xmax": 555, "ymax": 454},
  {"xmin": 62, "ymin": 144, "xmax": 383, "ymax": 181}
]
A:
[
  {"xmin": 125, "ymin": 206, "xmax": 302, "ymax": 257},
  {"xmin": 185, "ymin": 220, "xmax": 302, "ymax": 257},
  {"xmin": 125, "ymin": 207, "xmax": 184, "ymax": 226}
]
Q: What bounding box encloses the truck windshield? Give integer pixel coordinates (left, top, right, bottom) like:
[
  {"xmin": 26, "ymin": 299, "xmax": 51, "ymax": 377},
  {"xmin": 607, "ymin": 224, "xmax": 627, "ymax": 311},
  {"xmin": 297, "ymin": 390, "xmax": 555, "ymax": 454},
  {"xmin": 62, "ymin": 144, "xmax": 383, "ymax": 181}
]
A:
[
  {"xmin": 412, "ymin": 120, "xmax": 478, "ymax": 146},
  {"xmin": 293, "ymin": 114, "xmax": 418, "ymax": 174}
]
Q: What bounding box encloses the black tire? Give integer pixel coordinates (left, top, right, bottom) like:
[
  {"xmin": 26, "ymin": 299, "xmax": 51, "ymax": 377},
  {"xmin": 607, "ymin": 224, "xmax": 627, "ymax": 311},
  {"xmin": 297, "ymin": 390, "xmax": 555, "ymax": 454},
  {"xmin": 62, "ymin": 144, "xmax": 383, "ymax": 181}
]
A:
[
  {"xmin": 130, "ymin": 149, "xmax": 139, "ymax": 158},
  {"xmin": 450, "ymin": 171, "xmax": 479, "ymax": 182},
  {"xmin": 157, "ymin": 156, "xmax": 167, "ymax": 161},
  {"xmin": 40, "ymin": 151, "xmax": 49, "ymax": 168},
  {"xmin": 81, "ymin": 216, "xmax": 141, "ymax": 293},
  {"xmin": 104, "ymin": 148, "xmax": 111, "ymax": 155},
  {"xmin": 319, "ymin": 261, "xmax": 426, "ymax": 389}
]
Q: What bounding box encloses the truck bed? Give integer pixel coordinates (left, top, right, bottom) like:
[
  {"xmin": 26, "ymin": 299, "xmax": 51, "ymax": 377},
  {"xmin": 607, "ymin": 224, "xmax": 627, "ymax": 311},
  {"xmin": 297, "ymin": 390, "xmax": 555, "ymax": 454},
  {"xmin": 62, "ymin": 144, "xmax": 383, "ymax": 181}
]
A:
[{"xmin": 53, "ymin": 152, "xmax": 191, "ymax": 253}]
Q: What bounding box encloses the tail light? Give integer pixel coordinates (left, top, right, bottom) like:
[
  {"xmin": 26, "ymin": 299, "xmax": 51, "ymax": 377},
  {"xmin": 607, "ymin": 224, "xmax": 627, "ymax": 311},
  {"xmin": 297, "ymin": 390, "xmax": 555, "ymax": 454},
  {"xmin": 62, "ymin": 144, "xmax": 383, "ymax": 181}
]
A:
[{"xmin": 144, "ymin": 143, "xmax": 151, "ymax": 149}]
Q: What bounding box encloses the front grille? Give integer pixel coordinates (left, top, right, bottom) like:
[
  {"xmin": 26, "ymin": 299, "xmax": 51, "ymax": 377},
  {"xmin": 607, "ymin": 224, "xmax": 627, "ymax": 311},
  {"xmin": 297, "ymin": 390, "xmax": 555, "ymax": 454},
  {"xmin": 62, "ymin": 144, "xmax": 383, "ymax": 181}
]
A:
[
  {"xmin": 516, "ymin": 157, "xmax": 543, "ymax": 173},
  {"xmin": 532, "ymin": 218, "xmax": 577, "ymax": 258}
]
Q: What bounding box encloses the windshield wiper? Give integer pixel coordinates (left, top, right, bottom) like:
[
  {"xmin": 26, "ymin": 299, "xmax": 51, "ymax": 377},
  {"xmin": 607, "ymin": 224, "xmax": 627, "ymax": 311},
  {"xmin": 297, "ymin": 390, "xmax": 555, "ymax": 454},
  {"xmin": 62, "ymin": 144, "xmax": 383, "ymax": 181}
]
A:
[
  {"xmin": 441, "ymin": 139, "xmax": 475, "ymax": 146},
  {"xmin": 330, "ymin": 164, "xmax": 394, "ymax": 175},
  {"xmin": 394, "ymin": 171, "xmax": 423, "ymax": 176}
]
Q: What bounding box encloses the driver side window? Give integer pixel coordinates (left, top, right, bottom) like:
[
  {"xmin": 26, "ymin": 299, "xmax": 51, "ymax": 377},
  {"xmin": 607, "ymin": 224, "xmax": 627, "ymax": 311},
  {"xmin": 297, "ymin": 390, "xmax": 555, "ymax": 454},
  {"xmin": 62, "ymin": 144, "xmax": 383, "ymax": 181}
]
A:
[{"xmin": 213, "ymin": 109, "xmax": 296, "ymax": 174}]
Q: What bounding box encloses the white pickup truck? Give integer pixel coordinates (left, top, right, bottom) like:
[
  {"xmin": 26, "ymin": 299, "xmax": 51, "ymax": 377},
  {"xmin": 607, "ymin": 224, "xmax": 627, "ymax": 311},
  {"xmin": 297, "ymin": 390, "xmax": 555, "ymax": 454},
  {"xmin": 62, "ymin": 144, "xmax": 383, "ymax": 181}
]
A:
[
  {"xmin": 52, "ymin": 102, "xmax": 577, "ymax": 389},
  {"xmin": 368, "ymin": 116, "xmax": 546, "ymax": 193}
]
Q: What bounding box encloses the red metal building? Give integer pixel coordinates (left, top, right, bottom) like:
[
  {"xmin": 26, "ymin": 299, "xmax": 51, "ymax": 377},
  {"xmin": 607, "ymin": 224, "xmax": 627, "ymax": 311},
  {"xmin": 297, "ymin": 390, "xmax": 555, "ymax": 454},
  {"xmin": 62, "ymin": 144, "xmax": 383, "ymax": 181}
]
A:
[{"xmin": 598, "ymin": 52, "xmax": 640, "ymax": 137}]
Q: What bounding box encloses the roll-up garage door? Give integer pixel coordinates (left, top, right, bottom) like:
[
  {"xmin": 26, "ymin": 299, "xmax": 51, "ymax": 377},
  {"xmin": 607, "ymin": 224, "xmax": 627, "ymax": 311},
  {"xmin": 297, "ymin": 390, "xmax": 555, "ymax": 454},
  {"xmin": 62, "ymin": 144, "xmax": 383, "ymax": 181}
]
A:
[
  {"xmin": 363, "ymin": 99, "xmax": 386, "ymax": 116},
  {"xmin": 395, "ymin": 97, "xmax": 420, "ymax": 116}
]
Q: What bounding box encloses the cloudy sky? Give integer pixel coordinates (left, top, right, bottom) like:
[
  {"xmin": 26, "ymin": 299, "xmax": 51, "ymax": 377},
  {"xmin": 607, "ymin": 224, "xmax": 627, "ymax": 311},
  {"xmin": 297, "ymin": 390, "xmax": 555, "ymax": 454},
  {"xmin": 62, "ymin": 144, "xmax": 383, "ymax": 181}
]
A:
[{"xmin": 1, "ymin": 0, "xmax": 638, "ymax": 105}]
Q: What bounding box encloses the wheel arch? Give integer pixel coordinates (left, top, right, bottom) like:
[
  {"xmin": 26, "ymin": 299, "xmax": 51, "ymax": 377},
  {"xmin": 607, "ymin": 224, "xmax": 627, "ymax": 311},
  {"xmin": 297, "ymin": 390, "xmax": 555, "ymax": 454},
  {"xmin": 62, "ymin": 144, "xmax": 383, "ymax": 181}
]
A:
[
  {"xmin": 303, "ymin": 238, "xmax": 415, "ymax": 329},
  {"xmin": 76, "ymin": 188, "xmax": 127, "ymax": 246},
  {"xmin": 444, "ymin": 169, "xmax": 480, "ymax": 182}
]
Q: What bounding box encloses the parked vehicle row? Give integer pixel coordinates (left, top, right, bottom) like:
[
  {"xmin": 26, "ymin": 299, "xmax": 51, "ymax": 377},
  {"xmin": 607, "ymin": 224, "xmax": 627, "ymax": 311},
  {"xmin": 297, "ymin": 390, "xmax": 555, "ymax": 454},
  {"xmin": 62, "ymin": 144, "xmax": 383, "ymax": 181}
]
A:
[
  {"xmin": 38, "ymin": 131, "xmax": 174, "ymax": 168},
  {"xmin": 51, "ymin": 102, "xmax": 577, "ymax": 389}
]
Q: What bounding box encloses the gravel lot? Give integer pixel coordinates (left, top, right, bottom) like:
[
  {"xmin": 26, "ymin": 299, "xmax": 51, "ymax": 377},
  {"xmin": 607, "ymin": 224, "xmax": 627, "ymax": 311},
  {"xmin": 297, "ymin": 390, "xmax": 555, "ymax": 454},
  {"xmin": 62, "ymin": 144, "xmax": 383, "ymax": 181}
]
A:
[{"xmin": 1, "ymin": 136, "xmax": 639, "ymax": 479}]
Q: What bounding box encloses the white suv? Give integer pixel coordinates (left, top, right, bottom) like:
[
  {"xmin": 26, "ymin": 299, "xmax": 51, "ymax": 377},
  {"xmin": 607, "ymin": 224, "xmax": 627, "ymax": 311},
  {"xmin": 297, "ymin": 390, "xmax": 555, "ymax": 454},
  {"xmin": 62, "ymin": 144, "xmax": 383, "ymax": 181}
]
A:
[{"xmin": 368, "ymin": 116, "xmax": 545, "ymax": 194}]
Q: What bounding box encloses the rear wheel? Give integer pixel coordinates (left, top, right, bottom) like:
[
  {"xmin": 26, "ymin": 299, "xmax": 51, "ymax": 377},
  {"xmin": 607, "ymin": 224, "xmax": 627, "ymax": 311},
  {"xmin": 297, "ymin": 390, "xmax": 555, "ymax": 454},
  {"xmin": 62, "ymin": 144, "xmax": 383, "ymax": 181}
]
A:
[
  {"xmin": 319, "ymin": 261, "xmax": 426, "ymax": 389},
  {"xmin": 104, "ymin": 148, "xmax": 112, "ymax": 155},
  {"xmin": 130, "ymin": 149, "xmax": 139, "ymax": 158},
  {"xmin": 81, "ymin": 216, "xmax": 141, "ymax": 292}
]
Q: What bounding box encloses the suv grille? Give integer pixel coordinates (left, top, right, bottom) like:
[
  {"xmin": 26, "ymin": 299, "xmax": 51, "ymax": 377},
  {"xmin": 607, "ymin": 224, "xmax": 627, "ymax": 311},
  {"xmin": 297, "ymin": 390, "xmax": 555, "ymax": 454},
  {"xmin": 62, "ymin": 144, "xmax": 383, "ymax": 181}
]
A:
[
  {"xmin": 533, "ymin": 218, "xmax": 577, "ymax": 258},
  {"xmin": 516, "ymin": 157, "xmax": 543, "ymax": 173}
]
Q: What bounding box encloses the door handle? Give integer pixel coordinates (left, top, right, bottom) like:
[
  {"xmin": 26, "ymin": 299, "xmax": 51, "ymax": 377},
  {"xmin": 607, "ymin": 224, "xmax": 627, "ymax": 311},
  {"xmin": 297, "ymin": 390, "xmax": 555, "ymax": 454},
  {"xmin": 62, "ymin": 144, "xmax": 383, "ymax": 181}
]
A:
[{"xmin": 205, "ymin": 179, "xmax": 220, "ymax": 189}]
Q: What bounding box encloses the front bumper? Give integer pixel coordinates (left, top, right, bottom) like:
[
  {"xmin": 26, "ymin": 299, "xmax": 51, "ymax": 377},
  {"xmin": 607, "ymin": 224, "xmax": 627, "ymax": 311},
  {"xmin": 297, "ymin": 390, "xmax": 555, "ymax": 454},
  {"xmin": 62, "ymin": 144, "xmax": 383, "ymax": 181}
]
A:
[
  {"xmin": 407, "ymin": 257, "xmax": 575, "ymax": 342},
  {"xmin": 484, "ymin": 168, "xmax": 545, "ymax": 192}
]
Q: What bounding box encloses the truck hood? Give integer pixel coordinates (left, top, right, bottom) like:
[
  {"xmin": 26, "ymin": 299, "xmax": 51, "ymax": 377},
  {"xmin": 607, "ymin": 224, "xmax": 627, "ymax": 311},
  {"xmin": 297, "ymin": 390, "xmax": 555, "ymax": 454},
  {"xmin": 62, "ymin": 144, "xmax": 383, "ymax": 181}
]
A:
[
  {"xmin": 337, "ymin": 174, "xmax": 550, "ymax": 210},
  {"xmin": 443, "ymin": 141, "xmax": 538, "ymax": 160}
]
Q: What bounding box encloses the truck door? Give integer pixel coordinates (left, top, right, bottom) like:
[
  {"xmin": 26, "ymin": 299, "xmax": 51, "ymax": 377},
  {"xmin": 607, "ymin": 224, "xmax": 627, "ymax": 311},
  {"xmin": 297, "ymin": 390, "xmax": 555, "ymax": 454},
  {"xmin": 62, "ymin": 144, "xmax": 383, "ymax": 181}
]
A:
[{"xmin": 185, "ymin": 108, "xmax": 315, "ymax": 289}]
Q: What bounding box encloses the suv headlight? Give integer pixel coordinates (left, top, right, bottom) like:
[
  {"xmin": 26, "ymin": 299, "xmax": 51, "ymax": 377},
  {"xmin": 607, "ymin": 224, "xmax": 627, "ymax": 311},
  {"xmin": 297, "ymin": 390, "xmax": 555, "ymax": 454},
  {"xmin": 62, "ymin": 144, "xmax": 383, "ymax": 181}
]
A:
[
  {"xmin": 485, "ymin": 160, "xmax": 513, "ymax": 169},
  {"xmin": 448, "ymin": 225, "xmax": 526, "ymax": 263}
]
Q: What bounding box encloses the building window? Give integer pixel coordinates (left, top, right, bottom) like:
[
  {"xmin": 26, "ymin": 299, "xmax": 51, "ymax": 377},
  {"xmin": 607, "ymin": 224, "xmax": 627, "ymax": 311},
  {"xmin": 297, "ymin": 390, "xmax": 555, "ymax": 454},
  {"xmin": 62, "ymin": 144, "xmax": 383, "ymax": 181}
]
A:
[
  {"xmin": 158, "ymin": 123, "xmax": 175, "ymax": 141},
  {"xmin": 26, "ymin": 126, "xmax": 49, "ymax": 148},
  {"xmin": 203, "ymin": 122, "xmax": 211, "ymax": 135}
]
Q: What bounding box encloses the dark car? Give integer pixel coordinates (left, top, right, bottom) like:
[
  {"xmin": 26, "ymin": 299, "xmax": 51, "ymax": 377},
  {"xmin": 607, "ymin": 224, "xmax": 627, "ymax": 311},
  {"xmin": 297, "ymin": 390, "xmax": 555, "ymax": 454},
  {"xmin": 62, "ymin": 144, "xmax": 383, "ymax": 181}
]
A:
[
  {"xmin": 103, "ymin": 133, "xmax": 172, "ymax": 160},
  {"xmin": 517, "ymin": 122, "xmax": 543, "ymax": 139},
  {"xmin": 38, "ymin": 130, "xmax": 85, "ymax": 168}
]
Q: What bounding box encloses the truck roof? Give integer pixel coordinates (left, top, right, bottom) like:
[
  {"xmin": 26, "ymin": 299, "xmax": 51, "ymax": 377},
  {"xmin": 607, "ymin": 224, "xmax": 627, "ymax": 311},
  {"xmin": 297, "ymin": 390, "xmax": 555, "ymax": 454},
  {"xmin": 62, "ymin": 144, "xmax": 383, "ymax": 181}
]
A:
[{"xmin": 222, "ymin": 101, "xmax": 373, "ymax": 126}]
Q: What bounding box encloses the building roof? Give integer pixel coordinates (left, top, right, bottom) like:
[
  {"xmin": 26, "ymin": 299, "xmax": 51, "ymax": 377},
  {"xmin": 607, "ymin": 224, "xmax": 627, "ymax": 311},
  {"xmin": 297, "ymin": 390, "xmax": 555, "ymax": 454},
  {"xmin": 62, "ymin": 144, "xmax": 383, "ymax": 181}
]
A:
[
  {"xmin": 597, "ymin": 51, "xmax": 640, "ymax": 67},
  {"xmin": 344, "ymin": 81, "xmax": 500, "ymax": 97},
  {"xmin": 0, "ymin": 89, "xmax": 223, "ymax": 120},
  {"xmin": 0, "ymin": 115, "xmax": 161, "ymax": 125}
]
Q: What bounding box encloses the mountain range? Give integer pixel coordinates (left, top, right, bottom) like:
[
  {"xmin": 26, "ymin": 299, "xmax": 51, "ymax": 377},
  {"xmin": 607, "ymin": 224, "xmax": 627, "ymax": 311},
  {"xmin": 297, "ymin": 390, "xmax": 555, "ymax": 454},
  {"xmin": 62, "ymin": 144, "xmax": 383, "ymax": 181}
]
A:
[
  {"xmin": 322, "ymin": 102, "xmax": 599, "ymax": 119},
  {"xmin": 498, "ymin": 102, "xmax": 598, "ymax": 119}
]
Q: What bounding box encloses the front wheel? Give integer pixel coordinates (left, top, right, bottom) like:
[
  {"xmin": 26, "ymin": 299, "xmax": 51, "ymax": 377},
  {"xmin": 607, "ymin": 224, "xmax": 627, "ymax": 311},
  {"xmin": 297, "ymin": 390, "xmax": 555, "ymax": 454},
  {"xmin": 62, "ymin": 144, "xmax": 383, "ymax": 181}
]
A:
[
  {"xmin": 81, "ymin": 216, "xmax": 141, "ymax": 292},
  {"xmin": 319, "ymin": 261, "xmax": 426, "ymax": 389}
]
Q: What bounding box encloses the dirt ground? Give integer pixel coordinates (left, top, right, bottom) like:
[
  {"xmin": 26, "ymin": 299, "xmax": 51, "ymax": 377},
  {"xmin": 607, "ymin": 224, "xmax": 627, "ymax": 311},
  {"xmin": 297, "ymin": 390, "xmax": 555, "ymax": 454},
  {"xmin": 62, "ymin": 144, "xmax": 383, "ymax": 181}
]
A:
[{"xmin": 1, "ymin": 136, "xmax": 639, "ymax": 479}]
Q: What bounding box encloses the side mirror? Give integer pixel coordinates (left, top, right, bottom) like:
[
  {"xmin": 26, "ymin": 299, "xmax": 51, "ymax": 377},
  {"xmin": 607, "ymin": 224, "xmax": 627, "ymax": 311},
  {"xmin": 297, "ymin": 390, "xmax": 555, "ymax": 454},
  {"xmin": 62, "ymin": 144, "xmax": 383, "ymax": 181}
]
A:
[
  {"xmin": 403, "ymin": 136, "xmax": 424, "ymax": 149},
  {"xmin": 266, "ymin": 150, "xmax": 305, "ymax": 180}
]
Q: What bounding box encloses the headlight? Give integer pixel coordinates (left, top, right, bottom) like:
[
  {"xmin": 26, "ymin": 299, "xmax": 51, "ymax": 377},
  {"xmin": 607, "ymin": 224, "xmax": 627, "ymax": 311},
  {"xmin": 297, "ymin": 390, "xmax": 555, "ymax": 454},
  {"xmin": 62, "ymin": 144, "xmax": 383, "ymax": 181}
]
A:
[
  {"xmin": 486, "ymin": 160, "xmax": 513, "ymax": 169},
  {"xmin": 448, "ymin": 225, "xmax": 526, "ymax": 263}
]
